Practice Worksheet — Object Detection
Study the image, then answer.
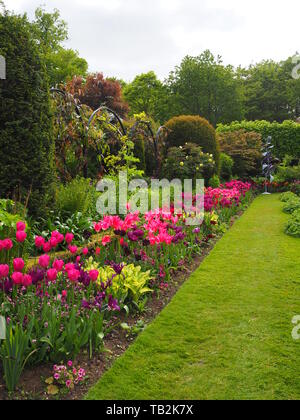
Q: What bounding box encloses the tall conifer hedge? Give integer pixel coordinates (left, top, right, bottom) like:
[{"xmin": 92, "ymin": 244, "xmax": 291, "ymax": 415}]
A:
[{"xmin": 0, "ymin": 9, "xmax": 55, "ymax": 217}]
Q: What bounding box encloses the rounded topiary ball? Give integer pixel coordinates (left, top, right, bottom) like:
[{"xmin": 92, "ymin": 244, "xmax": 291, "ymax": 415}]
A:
[{"xmin": 165, "ymin": 115, "xmax": 220, "ymax": 171}]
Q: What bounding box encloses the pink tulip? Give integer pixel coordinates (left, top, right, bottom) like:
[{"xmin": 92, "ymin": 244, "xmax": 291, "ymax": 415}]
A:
[
  {"xmin": 65, "ymin": 263, "xmax": 75, "ymax": 272},
  {"xmin": 47, "ymin": 268, "xmax": 58, "ymax": 282},
  {"xmin": 94, "ymin": 223, "xmax": 101, "ymax": 232},
  {"xmin": 67, "ymin": 269, "xmax": 80, "ymax": 283},
  {"xmin": 16, "ymin": 231, "xmax": 27, "ymax": 243},
  {"xmin": 95, "ymin": 247, "xmax": 101, "ymax": 255},
  {"xmin": 0, "ymin": 264, "xmax": 9, "ymax": 278},
  {"xmin": 53, "ymin": 259, "xmax": 64, "ymax": 272},
  {"xmin": 43, "ymin": 242, "xmax": 52, "ymax": 253},
  {"xmin": 68, "ymin": 245, "xmax": 78, "ymax": 254},
  {"xmin": 101, "ymin": 235, "xmax": 111, "ymax": 247},
  {"xmin": 65, "ymin": 233, "xmax": 74, "ymax": 244},
  {"xmin": 12, "ymin": 272, "xmax": 23, "ymax": 285},
  {"xmin": 39, "ymin": 254, "xmax": 50, "ymax": 269},
  {"xmin": 22, "ymin": 274, "xmax": 32, "ymax": 287},
  {"xmin": 50, "ymin": 237, "xmax": 58, "ymax": 248},
  {"xmin": 35, "ymin": 236, "xmax": 45, "ymax": 248},
  {"xmin": 82, "ymin": 248, "xmax": 89, "ymax": 256},
  {"xmin": 16, "ymin": 221, "xmax": 26, "ymax": 231},
  {"xmin": 89, "ymin": 270, "xmax": 99, "ymax": 282},
  {"xmin": 13, "ymin": 258, "xmax": 25, "ymax": 272},
  {"xmin": 3, "ymin": 239, "xmax": 13, "ymax": 250}
]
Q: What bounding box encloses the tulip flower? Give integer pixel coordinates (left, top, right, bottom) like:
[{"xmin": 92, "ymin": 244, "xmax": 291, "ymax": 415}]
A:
[
  {"xmin": 67, "ymin": 269, "xmax": 80, "ymax": 283},
  {"xmin": 35, "ymin": 236, "xmax": 45, "ymax": 248},
  {"xmin": 39, "ymin": 254, "xmax": 50, "ymax": 269},
  {"xmin": 65, "ymin": 233, "xmax": 74, "ymax": 244},
  {"xmin": 53, "ymin": 259, "xmax": 64, "ymax": 272},
  {"xmin": 0, "ymin": 264, "xmax": 9, "ymax": 278},
  {"xmin": 89, "ymin": 270, "xmax": 99, "ymax": 282},
  {"xmin": 22, "ymin": 274, "xmax": 32, "ymax": 287},
  {"xmin": 16, "ymin": 231, "xmax": 27, "ymax": 243},
  {"xmin": 13, "ymin": 258, "xmax": 25, "ymax": 272},
  {"xmin": 12, "ymin": 272, "xmax": 23, "ymax": 285},
  {"xmin": 16, "ymin": 221, "xmax": 26, "ymax": 231},
  {"xmin": 47, "ymin": 269, "xmax": 58, "ymax": 282}
]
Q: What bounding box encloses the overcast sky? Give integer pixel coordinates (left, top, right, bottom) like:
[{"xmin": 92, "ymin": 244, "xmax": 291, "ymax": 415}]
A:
[{"xmin": 3, "ymin": 0, "xmax": 300, "ymax": 81}]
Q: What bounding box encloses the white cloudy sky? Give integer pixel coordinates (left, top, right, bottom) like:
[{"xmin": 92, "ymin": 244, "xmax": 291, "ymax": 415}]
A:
[{"xmin": 3, "ymin": 0, "xmax": 300, "ymax": 81}]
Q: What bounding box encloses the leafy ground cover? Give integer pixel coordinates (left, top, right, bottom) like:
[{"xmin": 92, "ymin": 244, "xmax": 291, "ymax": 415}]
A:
[{"xmin": 87, "ymin": 194, "xmax": 300, "ymax": 400}]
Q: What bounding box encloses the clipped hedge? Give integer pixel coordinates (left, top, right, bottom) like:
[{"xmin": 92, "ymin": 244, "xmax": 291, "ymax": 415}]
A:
[
  {"xmin": 0, "ymin": 11, "xmax": 55, "ymax": 217},
  {"xmin": 217, "ymin": 120, "xmax": 300, "ymax": 160},
  {"xmin": 165, "ymin": 115, "xmax": 220, "ymax": 171}
]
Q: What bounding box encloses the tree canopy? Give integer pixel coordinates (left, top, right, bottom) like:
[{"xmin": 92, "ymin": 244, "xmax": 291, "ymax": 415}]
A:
[
  {"xmin": 167, "ymin": 50, "xmax": 244, "ymax": 127},
  {"xmin": 32, "ymin": 7, "xmax": 88, "ymax": 87}
]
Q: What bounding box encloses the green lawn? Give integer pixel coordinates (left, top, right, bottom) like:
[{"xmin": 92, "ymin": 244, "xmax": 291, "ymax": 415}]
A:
[{"xmin": 86, "ymin": 195, "xmax": 300, "ymax": 400}]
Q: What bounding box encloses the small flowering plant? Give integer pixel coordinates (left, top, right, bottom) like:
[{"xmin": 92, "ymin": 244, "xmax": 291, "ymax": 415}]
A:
[{"xmin": 46, "ymin": 362, "xmax": 87, "ymax": 395}]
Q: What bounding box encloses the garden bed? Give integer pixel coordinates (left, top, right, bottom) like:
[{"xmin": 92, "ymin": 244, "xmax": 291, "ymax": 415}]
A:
[{"xmin": 0, "ymin": 212, "xmax": 244, "ymax": 400}]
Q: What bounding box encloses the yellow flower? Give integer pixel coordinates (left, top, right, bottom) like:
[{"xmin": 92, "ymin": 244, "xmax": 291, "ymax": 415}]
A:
[{"xmin": 180, "ymin": 162, "xmax": 184, "ymax": 167}]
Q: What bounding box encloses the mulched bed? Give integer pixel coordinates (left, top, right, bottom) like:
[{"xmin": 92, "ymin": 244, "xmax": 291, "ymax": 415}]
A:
[{"xmin": 0, "ymin": 214, "xmax": 242, "ymax": 400}]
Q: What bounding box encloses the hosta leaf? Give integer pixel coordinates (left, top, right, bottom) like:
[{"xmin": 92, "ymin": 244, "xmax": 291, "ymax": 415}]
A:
[{"xmin": 47, "ymin": 385, "xmax": 59, "ymax": 395}]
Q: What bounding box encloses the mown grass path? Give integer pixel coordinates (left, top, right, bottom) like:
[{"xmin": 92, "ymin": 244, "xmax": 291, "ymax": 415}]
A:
[{"xmin": 87, "ymin": 195, "xmax": 300, "ymax": 400}]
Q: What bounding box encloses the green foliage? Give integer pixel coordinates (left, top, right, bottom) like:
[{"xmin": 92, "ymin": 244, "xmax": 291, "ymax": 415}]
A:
[
  {"xmin": 32, "ymin": 7, "xmax": 87, "ymax": 86},
  {"xmin": 280, "ymin": 191, "xmax": 298, "ymax": 202},
  {"xmin": 85, "ymin": 261, "xmax": 153, "ymax": 308},
  {"xmin": 291, "ymin": 182, "xmax": 300, "ymax": 196},
  {"xmin": 165, "ymin": 115, "xmax": 220, "ymax": 170},
  {"xmin": 240, "ymin": 58, "xmax": 300, "ymax": 123},
  {"xmin": 36, "ymin": 211, "xmax": 93, "ymax": 247},
  {"xmin": 55, "ymin": 178, "xmax": 96, "ymax": 217},
  {"xmin": 282, "ymin": 197, "xmax": 300, "ymax": 214},
  {"xmin": 0, "ymin": 323, "xmax": 33, "ymax": 392},
  {"xmin": 285, "ymin": 209, "xmax": 300, "ymax": 238},
  {"xmin": 209, "ymin": 175, "xmax": 221, "ymax": 188},
  {"xmin": 163, "ymin": 143, "xmax": 216, "ymax": 183},
  {"xmin": 217, "ymin": 130, "xmax": 262, "ymax": 177},
  {"xmin": 275, "ymin": 165, "xmax": 300, "ymax": 183},
  {"xmin": 47, "ymin": 48, "xmax": 88, "ymax": 87},
  {"xmin": 217, "ymin": 120, "xmax": 300, "ymax": 160},
  {"xmin": 124, "ymin": 71, "xmax": 170, "ymax": 124},
  {"xmin": 0, "ymin": 10, "xmax": 55, "ymax": 218},
  {"xmin": 0, "ymin": 205, "xmax": 23, "ymax": 237},
  {"xmin": 220, "ymin": 153, "xmax": 234, "ymax": 181},
  {"xmin": 167, "ymin": 50, "xmax": 244, "ymax": 126}
]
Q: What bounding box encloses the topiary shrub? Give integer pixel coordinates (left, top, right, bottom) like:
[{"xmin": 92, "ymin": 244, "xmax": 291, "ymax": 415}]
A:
[
  {"xmin": 165, "ymin": 115, "xmax": 220, "ymax": 171},
  {"xmin": 217, "ymin": 130, "xmax": 262, "ymax": 178},
  {"xmin": 0, "ymin": 10, "xmax": 55, "ymax": 218},
  {"xmin": 162, "ymin": 143, "xmax": 216, "ymax": 183},
  {"xmin": 220, "ymin": 153, "xmax": 234, "ymax": 181}
]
